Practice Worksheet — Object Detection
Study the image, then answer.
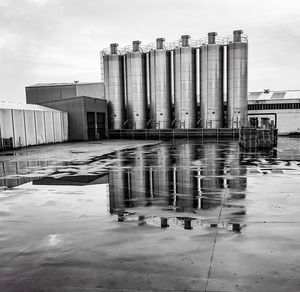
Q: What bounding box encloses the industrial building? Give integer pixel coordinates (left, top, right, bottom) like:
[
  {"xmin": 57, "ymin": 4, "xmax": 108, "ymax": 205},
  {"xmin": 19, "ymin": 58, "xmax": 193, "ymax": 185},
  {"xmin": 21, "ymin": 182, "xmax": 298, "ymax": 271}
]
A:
[
  {"xmin": 0, "ymin": 102, "xmax": 68, "ymax": 150},
  {"xmin": 26, "ymin": 82, "xmax": 105, "ymax": 104},
  {"xmin": 102, "ymin": 30, "xmax": 248, "ymax": 131},
  {"xmin": 26, "ymin": 82, "xmax": 108, "ymax": 141},
  {"xmin": 248, "ymin": 90, "xmax": 300, "ymax": 135},
  {"xmin": 39, "ymin": 96, "xmax": 107, "ymax": 141}
]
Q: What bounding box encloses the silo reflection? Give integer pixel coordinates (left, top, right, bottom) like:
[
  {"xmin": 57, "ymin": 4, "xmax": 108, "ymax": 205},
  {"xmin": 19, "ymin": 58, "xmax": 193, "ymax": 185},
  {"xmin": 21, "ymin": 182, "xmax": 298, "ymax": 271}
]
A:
[
  {"xmin": 174, "ymin": 144, "xmax": 197, "ymax": 212},
  {"xmin": 108, "ymin": 151, "xmax": 128, "ymax": 213},
  {"xmin": 129, "ymin": 147, "xmax": 150, "ymax": 207},
  {"xmin": 152, "ymin": 144, "xmax": 171, "ymax": 206}
]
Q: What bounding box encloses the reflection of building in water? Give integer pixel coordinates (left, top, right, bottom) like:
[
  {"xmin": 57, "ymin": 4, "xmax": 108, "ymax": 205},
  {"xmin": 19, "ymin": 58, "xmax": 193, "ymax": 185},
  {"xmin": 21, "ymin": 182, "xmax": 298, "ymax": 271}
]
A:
[
  {"xmin": 200, "ymin": 143, "xmax": 225, "ymax": 209},
  {"xmin": 109, "ymin": 148, "xmax": 150, "ymax": 212},
  {"xmin": 0, "ymin": 160, "xmax": 43, "ymax": 188},
  {"xmin": 173, "ymin": 144, "xmax": 197, "ymax": 212},
  {"xmin": 152, "ymin": 145, "xmax": 171, "ymax": 206},
  {"xmin": 130, "ymin": 147, "xmax": 150, "ymax": 206},
  {"xmin": 227, "ymin": 150, "xmax": 247, "ymax": 199},
  {"xmin": 108, "ymin": 142, "xmax": 248, "ymax": 218},
  {"xmin": 108, "ymin": 152, "xmax": 128, "ymax": 212}
]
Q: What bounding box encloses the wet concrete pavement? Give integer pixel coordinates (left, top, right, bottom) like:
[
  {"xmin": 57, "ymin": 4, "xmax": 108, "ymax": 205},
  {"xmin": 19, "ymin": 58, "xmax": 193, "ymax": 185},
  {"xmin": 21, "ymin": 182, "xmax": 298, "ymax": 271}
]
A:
[
  {"xmin": 0, "ymin": 137, "xmax": 300, "ymax": 291},
  {"xmin": 0, "ymin": 140, "xmax": 159, "ymax": 188}
]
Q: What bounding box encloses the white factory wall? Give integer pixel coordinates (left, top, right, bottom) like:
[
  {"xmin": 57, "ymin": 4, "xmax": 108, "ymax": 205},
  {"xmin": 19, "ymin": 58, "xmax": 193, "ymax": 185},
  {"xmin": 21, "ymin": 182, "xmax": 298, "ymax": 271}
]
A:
[
  {"xmin": 12, "ymin": 110, "xmax": 27, "ymax": 147},
  {"xmin": 248, "ymin": 109, "xmax": 300, "ymax": 134},
  {"xmin": 24, "ymin": 110, "xmax": 37, "ymax": 146},
  {"xmin": 62, "ymin": 112, "xmax": 68, "ymax": 141},
  {"xmin": 0, "ymin": 103, "xmax": 68, "ymax": 149},
  {"xmin": 0, "ymin": 109, "xmax": 14, "ymax": 139},
  {"xmin": 35, "ymin": 110, "xmax": 46, "ymax": 144},
  {"xmin": 44, "ymin": 111, "xmax": 55, "ymax": 143}
]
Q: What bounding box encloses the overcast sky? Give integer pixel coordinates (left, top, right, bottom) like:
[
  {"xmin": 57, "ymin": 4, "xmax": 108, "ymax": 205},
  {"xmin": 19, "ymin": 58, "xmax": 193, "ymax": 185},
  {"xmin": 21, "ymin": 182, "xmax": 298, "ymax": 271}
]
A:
[{"xmin": 0, "ymin": 0, "xmax": 299, "ymax": 103}]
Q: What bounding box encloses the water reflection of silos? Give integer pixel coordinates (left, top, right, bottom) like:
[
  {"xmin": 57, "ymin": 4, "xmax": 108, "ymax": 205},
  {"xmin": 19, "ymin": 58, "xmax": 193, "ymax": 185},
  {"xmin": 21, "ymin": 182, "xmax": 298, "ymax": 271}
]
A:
[
  {"xmin": 152, "ymin": 144, "xmax": 170, "ymax": 206},
  {"xmin": 200, "ymin": 144, "xmax": 224, "ymax": 209},
  {"xmin": 108, "ymin": 151, "xmax": 128, "ymax": 213},
  {"xmin": 130, "ymin": 147, "xmax": 150, "ymax": 207},
  {"xmin": 227, "ymin": 149, "xmax": 247, "ymax": 199},
  {"xmin": 175, "ymin": 144, "xmax": 197, "ymax": 212},
  {"xmin": 223, "ymin": 148, "xmax": 247, "ymax": 223}
]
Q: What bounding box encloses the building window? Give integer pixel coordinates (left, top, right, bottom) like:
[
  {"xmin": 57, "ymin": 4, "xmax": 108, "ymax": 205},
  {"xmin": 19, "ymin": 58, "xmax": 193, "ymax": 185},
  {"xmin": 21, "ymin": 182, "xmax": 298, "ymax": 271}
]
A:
[{"xmin": 248, "ymin": 102, "xmax": 300, "ymax": 111}]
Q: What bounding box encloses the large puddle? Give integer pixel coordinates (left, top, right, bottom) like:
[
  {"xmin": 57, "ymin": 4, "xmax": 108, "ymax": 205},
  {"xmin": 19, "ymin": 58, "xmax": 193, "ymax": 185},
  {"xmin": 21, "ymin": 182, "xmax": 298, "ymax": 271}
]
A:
[
  {"xmin": 105, "ymin": 139, "xmax": 300, "ymax": 231},
  {"xmin": 2, "ymin": 138, "xmax": 299, "ymax": 230}
]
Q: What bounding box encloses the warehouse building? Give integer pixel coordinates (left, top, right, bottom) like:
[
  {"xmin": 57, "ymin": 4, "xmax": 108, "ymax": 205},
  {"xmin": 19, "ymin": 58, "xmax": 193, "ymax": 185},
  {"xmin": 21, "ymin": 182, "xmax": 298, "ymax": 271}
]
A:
[
  {"xmin": 0, "ymin": 102, "xmax": 68, "ymax": 150},
  {"xmin": 248, "ymin": 90, "xmax": 300, "ymax": 135},
  {"xmin": 40, "ymin": 96, "xmax": 107, "ymax": 141},
  {"xmin": 26, "ymin": 82, "xmax": 105, "ymax": 104},
  {"xmin": 26, "ymin": 82, "xmax": 108, "ymax": 141}
]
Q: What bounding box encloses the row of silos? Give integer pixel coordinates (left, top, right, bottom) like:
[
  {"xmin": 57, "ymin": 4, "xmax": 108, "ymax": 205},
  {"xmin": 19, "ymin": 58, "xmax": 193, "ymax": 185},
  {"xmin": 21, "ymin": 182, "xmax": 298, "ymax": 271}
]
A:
[{"xmin": 102, "ymin": 30, "xmax": 248, "ymax": 129}]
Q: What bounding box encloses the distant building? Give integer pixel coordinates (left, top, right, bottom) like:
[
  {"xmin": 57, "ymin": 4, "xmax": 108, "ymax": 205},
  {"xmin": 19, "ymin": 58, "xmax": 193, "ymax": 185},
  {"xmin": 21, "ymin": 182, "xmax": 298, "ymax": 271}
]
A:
[
  {"xmin": 0, "ymin": 101, "xmax": 68, "ymax": 150},
  {"xmin": 26, "ymin": 82, "xmax": 107, "ymax": 141},
  {"xmin": 26, "ymin": 82, "xmax": 105, "ymax": 104},
  {"xmin": 248, "ymin": 90, "xmax": 300, "ymax": 135}
]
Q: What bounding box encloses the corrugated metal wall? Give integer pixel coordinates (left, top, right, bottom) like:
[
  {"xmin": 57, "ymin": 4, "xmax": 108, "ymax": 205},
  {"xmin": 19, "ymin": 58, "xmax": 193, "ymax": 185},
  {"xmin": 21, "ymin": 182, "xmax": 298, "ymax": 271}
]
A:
[{"xmin": 0, "ymin": 108, "xmax": 68, "ymax": 150}]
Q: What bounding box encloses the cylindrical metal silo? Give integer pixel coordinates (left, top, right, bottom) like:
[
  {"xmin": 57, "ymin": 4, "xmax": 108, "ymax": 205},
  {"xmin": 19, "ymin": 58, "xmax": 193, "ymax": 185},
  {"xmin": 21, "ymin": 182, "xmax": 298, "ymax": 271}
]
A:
[
  {"xmin": 149, "ymin": 38, "xmax": 172, "ymax": 129},
  {"xmin": 174, "ymin": 35, "xmax": 197, "ymax": 129},
  {"xmin": 103, "ymin": 43, "xmax": 125, "ymax": 129},
  {"xmin": 200, "ymin": 32, "xmax": 224, "ymax": 128},
  {"xmin": 125, "ymin": 41, "xmax": 148, "ymax": 129},
  {"xmin": 227, "ymin": 30, "xmax": 248, "ymax": 128}
]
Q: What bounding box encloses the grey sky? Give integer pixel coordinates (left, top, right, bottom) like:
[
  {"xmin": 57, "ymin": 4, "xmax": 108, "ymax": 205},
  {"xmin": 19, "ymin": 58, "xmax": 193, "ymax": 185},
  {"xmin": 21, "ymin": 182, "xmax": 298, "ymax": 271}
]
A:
[{"xmin": 0, "ymin": 0, "xmax": 299, "ymax": 103}]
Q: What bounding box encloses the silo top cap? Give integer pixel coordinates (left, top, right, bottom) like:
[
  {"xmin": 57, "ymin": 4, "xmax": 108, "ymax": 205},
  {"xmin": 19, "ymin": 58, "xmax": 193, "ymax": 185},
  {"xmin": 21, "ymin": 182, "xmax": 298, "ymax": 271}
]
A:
[
  {"xmin": 233, "ymin": 30, "xmax": 243, "ymax": 34},
  {"xmin": 233, "ymin": 30, "xmax": 243, "ymax": 42},
  {"xmin": 156, "ymin": 38, "xmax": 165, "ymax": 49},
  {"xmin": 181, "ymin": 35, "xmax": 190, "ymax": 39},
  {"xmin": 132, "ymin": 40, "xmax": 141, "ymax": 52},
  {"xmin": 208, "ymin": 32, "xmax": 217, "ymax": 44},
  {"xmin": 110, "ymin": 43, "xmax": 119, "ymax": 54},
  {"xmin": 181, "ymin": 35, "xmax": 190, "ymax": 47}
]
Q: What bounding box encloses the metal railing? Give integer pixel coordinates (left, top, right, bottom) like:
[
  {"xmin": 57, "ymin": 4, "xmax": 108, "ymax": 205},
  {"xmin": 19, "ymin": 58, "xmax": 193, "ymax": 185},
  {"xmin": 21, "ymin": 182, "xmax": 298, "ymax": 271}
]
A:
[
  {"xmin": 101, "ymin": 33, "xmax": 248, "ymax": 55},
  {"xmin": 108, "ymin": 127, "xmax": 240, "ymax": 141}
]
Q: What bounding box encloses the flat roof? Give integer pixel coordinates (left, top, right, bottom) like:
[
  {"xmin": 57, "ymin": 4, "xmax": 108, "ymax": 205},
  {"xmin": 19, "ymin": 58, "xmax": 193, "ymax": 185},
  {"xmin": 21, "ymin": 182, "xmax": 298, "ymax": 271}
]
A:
[
  {"xmin": 39, "ymin": 96, "xmax": 107, "ymax": 104},
  {"xmin": 0, "ymin": 101, "xmax": 65, "ymax": 112},
  {"xmin": 27, "ymin": 82, "xmax": 103, "ymax": 88},
  {"xmin": 249, "ymin": 90, "xmax": 300, "ymax": 101}
]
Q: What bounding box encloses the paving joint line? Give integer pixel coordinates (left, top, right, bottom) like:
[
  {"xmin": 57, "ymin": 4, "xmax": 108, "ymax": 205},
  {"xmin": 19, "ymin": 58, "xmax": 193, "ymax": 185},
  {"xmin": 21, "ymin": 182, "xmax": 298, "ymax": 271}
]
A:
[{"xmin": 204, "ymin": 188, "xmax": 228, "ymax": 292}]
